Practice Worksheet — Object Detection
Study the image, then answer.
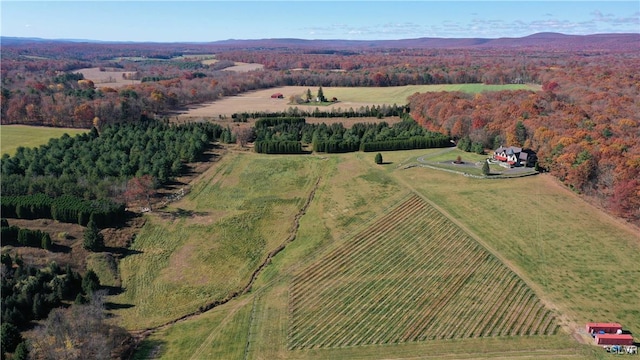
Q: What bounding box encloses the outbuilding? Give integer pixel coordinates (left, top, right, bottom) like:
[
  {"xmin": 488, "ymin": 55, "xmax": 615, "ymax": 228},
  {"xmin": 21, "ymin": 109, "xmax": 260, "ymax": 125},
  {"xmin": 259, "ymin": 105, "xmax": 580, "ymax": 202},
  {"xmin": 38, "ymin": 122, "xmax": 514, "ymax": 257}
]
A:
[
  {"xmin": 586, "ymin": 322, "xmax": 623, "ymax": 334},
  {"xmin": 595, "ymin": 334, "xmax": 634, "ymax": 346},
  {"xmin": 271, "ymin": 93, "xmax": 284, "ymax": 99}
]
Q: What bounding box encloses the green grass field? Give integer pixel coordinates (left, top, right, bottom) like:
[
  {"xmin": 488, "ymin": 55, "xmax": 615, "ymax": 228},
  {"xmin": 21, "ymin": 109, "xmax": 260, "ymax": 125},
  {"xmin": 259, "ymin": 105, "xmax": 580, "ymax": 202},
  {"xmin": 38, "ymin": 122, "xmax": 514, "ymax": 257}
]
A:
[
  {"xmin": 110, "ymin": 152, "xmax": 326, "ymax": 329},
  {"xmin": 111, "ymin": 148, "xmax": 639, "ymax": 359},
  {"xmin": 0, "ymin": 125, "xmax": 88, "ymax": 156},
  {"xmin": 289, "ymin": 194, "xmax": 558, "ymax": 349},
  {"xmin": 393, "ymin": 164, "xmax": 640, "ymax": 336},
  {"xmin": 317, "ymin": 84, "xmax": 539, "ymax": 105}
]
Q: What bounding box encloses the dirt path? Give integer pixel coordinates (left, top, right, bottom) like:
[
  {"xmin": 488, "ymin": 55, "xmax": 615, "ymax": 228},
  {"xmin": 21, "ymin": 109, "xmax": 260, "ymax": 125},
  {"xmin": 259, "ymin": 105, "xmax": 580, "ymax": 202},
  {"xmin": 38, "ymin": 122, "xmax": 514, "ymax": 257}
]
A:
[{"xmin": 389, "ymin": 171, "xmax": 587, "ymax": 346}]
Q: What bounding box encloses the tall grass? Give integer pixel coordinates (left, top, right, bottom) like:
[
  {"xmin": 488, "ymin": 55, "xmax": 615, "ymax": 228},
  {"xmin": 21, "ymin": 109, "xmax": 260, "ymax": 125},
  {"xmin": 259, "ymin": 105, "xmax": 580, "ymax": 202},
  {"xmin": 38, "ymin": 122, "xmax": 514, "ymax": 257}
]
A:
[{"xmin": 110, "ymin": 152, "xmax": 324, "ymax": 329}]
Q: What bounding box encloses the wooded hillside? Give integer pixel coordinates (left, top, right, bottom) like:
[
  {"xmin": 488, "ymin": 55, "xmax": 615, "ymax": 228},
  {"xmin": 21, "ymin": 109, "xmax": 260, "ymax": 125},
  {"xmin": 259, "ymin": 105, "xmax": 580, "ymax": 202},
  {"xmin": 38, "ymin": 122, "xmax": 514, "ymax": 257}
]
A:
[{"xmin": 409, "ymin": 54, "xmax": 640, "ymax": 223}]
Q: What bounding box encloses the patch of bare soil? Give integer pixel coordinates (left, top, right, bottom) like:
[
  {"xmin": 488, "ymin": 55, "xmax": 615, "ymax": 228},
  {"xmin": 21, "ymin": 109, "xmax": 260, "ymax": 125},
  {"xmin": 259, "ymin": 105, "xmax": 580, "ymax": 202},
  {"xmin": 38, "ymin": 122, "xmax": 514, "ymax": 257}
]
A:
[{"xmin": 3, "ymin": 216, "xmax": 146, "ymax": 274}]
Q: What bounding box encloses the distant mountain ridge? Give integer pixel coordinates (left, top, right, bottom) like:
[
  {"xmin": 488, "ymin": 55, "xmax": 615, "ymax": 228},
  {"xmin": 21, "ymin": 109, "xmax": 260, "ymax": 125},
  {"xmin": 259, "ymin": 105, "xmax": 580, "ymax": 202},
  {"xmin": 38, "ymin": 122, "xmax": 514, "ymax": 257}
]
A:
[{"xmin": 2, "ymin": 32, "xmax": 639, "ymax": 51}]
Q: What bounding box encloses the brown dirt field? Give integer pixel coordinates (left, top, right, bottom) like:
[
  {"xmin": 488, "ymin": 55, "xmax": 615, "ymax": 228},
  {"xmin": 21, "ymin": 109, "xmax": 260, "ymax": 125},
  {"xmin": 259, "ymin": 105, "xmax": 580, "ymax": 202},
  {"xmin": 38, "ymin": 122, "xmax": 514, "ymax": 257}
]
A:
[
  {"xmin": 222, "ymin": 62, "xmax": 264, "ymax": 72},
  {"xmin": 76, "ymin": 67, "xmax": 141, "ymax": 89},
  {"xmin": 172, "ymin": 86, "xmax": 394, "ymax": 119}
]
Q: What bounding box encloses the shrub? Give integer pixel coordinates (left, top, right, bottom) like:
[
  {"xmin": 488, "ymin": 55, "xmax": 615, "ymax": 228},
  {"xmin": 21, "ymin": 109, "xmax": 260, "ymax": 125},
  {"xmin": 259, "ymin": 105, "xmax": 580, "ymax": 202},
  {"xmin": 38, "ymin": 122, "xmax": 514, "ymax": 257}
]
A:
[{"xmin": 375, "ymin": 153, "xmax": 383, "ymax": 165}]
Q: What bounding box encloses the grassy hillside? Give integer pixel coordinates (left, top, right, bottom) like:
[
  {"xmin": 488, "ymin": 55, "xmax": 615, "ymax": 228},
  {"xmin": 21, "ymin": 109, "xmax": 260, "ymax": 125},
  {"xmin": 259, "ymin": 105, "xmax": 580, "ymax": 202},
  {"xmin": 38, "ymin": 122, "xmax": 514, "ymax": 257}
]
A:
[
  {"xmin": 391, "ymin": 158, "xmax": 640, "ymax": 338},
  {"xmin": 110, "ymin": 152, "xmax": 325, "ymax": 329},
  {"xmin": 108, "ymin": 149, "xmax": 640, "ymax": 359},
  {"xmin": 1, "ymin": 125, "xmax": 88, "ymax": 156}
]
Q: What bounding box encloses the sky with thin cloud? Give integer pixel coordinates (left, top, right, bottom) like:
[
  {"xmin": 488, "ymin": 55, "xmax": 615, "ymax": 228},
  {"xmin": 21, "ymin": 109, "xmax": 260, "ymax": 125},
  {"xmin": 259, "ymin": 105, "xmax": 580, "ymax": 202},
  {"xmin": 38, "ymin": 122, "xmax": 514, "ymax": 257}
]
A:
[{"xmin": 2, "ymin": 1, "xmax": 638, "ymax": 42}]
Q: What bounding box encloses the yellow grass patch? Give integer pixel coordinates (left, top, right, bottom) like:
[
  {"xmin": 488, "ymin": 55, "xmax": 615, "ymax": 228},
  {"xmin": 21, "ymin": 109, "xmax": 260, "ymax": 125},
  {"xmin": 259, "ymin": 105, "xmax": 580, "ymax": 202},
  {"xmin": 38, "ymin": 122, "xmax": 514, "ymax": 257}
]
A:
[{"xmin": 76, "ymin": 67, "xmax": 140, "ymax": 88}]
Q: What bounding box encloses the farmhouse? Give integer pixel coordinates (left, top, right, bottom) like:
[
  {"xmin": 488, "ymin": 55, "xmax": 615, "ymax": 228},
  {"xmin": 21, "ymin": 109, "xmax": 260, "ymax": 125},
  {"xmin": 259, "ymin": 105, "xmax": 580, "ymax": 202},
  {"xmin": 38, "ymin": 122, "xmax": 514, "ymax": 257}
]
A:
[
  {"xmin": 493, "ymin": 146, "xmax": 536, "ymax": 167},
  {"xmin": 271, "ymin": 93, "xmax": 284, "ymax": 99}
]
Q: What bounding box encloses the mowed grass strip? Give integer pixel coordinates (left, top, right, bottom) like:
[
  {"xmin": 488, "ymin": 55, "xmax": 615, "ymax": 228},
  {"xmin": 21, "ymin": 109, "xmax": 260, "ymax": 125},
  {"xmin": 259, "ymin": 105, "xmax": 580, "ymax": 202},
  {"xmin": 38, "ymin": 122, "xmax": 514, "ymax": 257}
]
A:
[
  {"xmin": 132, "ymin": 296, "xmax": 253, "ymax": 360},
  {"xmin": 110, "ymin": 152, "xmax": 324, "ymax": 329},
  {"xmin": 1, "ymin": 125, "xmax": 88, "ymax": 156},
  {"xmin": 289, "ymin": 194, "xmax": 558, "ymax": 349}
]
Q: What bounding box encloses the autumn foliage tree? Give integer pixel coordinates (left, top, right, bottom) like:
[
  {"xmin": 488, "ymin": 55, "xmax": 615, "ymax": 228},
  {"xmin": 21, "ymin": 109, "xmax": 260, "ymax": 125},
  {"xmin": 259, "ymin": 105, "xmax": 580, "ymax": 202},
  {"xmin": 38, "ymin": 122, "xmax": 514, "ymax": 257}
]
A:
[{"xmin": 124, "ymin": 174, "xmax": 156, "ymax": 209}]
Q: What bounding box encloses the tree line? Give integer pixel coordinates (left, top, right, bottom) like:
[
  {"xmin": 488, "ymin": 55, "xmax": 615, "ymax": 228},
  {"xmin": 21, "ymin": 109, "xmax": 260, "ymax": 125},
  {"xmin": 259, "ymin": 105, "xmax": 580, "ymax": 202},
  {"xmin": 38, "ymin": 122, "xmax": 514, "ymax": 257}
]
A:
[
  {"xmin": 253, "ymin": 116, "xmax": 451, "ymax": 154},
  {"xmin": 1, "ymin": 194, "xmax": 125, "ymax": 228},
  {"xmin": 1, "ymin": 120, "xmax": 223, "ymax": 214},
  {"xmin": 0, "ymin": 253, "xmax": 124, "ymax": 360},
  {"xmin": 1, "ymin": 219, "xmax": 52, "ymax": 250}
]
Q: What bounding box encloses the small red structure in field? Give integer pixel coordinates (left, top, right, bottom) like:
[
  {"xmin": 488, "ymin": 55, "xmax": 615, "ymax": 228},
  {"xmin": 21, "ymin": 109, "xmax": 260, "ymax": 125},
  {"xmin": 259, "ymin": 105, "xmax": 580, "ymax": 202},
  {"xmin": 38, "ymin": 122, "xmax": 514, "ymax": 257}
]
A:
[
  {"xmin": 595, "ymin": 334, "xmax": 634, "ymax": 346},
  {"xmin": 586, "ymin": 322, "xmax": 623, "ymax": 334},
  {"xmin": 271, "ymin": 93, "xmax": 284, "ymax": 99}
]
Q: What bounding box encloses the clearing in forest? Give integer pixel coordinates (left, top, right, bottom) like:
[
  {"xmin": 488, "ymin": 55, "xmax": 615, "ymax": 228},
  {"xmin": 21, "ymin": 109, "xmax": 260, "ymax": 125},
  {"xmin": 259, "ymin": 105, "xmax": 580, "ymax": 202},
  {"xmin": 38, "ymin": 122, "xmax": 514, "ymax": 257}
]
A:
[
  {"xmin": 0, "ymin": 125, "xmax": 88, "ymax": 156},
  {"xmin": 175, "ymin": 84, "xmax": 538, "ymax": 119}
]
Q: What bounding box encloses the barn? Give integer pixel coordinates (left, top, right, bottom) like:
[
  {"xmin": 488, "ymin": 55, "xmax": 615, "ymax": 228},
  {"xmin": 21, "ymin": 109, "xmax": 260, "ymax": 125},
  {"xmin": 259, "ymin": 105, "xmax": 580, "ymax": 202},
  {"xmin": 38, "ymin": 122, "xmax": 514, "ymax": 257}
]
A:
[
  {"xmin": 586, "ymin": 322, "xmax": 623, "ymax": 334},
  {"xmin": 595, "ymin": 334, "xmax": 634, "ymax": 346}
]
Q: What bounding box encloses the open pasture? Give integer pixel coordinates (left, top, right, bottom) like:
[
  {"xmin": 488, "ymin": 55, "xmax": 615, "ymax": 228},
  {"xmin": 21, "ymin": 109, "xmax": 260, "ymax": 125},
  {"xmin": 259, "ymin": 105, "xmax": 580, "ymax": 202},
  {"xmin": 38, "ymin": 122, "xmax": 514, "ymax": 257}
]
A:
[
  {"xmin": 127, "ymin": 150, "xmax": 605, "ymax": 359},
  {"xmin": 110, "ymin": 152, "xmax": 325, "ymax": 329},
  {"xmin": 0, "ymin": 125, "xmax": 88, "ymax": 156},
  {"xmin": 76, "ymin": 67, "xmax": 141, "ymax": 88},
  {"xmin": 176, "ymin": 84, "xmax": 538, "ymax": 119}
]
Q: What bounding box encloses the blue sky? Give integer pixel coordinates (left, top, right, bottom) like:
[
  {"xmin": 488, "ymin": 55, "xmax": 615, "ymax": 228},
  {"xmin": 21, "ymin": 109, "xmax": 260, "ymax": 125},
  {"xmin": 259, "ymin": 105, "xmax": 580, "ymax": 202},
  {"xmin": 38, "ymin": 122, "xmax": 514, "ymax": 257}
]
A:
[{"xmin": 2, "ymin": 1, "xmax": 639, "ymax": 42}]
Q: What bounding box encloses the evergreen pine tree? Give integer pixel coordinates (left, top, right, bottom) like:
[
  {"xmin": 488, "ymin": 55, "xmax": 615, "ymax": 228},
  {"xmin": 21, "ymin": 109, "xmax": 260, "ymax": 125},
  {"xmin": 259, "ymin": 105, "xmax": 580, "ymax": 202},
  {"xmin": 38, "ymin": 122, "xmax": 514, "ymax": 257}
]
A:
[
  {"xmin": 1, "ymin": 323, "xmax": 23, "ymax": 353},
  {"xmin": 375, "ymin": 153, "xmax": 383, "ymax": 164},
  {"xmin": 13, "ymin": 342, "xmax": 29, "ymax": 360},
  {"xmin": 317, "ymin": 86, "xmax": 326, "ymax": 102},
  {"xmin": 482, "ymin": 160, "xmax": 491, "ymax": 176},
  {"xmin": 82, "ymin": 270, "xmax": 100, "ymax": 295},
  {"xmin": 83, "ymin": 217, "xmax": 104, "ymax": 251}
]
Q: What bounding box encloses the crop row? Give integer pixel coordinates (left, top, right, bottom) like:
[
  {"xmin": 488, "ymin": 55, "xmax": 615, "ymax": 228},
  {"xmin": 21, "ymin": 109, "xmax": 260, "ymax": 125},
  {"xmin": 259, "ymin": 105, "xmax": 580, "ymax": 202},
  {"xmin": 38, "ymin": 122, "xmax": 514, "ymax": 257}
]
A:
[{"xmin": 288, "ymin": 195, "xmax": 558, "ymax": 349}]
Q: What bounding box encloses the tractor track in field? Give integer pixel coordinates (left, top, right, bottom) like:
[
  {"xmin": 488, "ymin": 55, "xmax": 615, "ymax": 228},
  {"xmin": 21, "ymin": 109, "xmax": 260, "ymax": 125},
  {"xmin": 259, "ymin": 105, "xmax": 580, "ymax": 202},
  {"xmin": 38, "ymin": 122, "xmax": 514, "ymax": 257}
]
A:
[{"xmin": 126, "ymin": 176, "xmax": 322, "ymax": 358}]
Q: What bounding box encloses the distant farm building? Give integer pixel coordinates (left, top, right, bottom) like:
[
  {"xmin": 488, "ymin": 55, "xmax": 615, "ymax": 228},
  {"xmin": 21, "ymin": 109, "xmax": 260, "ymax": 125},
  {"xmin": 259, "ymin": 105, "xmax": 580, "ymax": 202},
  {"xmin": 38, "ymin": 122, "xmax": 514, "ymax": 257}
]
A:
[
  {"xmin": 595, "ymin": 334, "xmax": 634, "ymax": 346},
  {"xmin": 271, "ymin": 93, "xmax": 284, "ymax": 99},
  {"xmin": 493, "ymin": 146, "xmax": 536, "ymax": 167},
  {"xmin": 586, "ymin": 322, "xmax": 634, "ymax": 346},
  {"xmin": 586, "ymin": 322, "xmax": 622, "ymax": 334}
]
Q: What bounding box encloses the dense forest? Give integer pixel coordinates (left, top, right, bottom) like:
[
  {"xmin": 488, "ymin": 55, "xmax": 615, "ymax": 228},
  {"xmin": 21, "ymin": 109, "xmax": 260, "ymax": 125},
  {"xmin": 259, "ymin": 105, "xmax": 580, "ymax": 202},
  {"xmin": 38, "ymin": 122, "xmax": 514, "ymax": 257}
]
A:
[
  {"xmin": 408, "ymin": 54, "xmax": 640, "ymax": 222},
  {"xmin": 1, "ymin": 120, "xmax": 224, "ymax": 230},
  {"xmin": 1, "ymin": 39, "xmax": 638, "ymax": 223}
]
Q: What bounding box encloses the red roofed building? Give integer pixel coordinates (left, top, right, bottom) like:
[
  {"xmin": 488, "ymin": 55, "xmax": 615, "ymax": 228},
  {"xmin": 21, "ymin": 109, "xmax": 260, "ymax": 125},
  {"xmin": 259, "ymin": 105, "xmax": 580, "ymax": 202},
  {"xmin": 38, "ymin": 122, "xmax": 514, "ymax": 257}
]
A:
[
  {"xmin": 586, "ymin": 322, "xmax": 623, "ymax": 334},
  {"xmin": 271, "ymin": 93, "xmax": 284, "ymax": 99},
  {"xmin": 595, "ymin": 334, "xmax": 634, "ymax": 346}
]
